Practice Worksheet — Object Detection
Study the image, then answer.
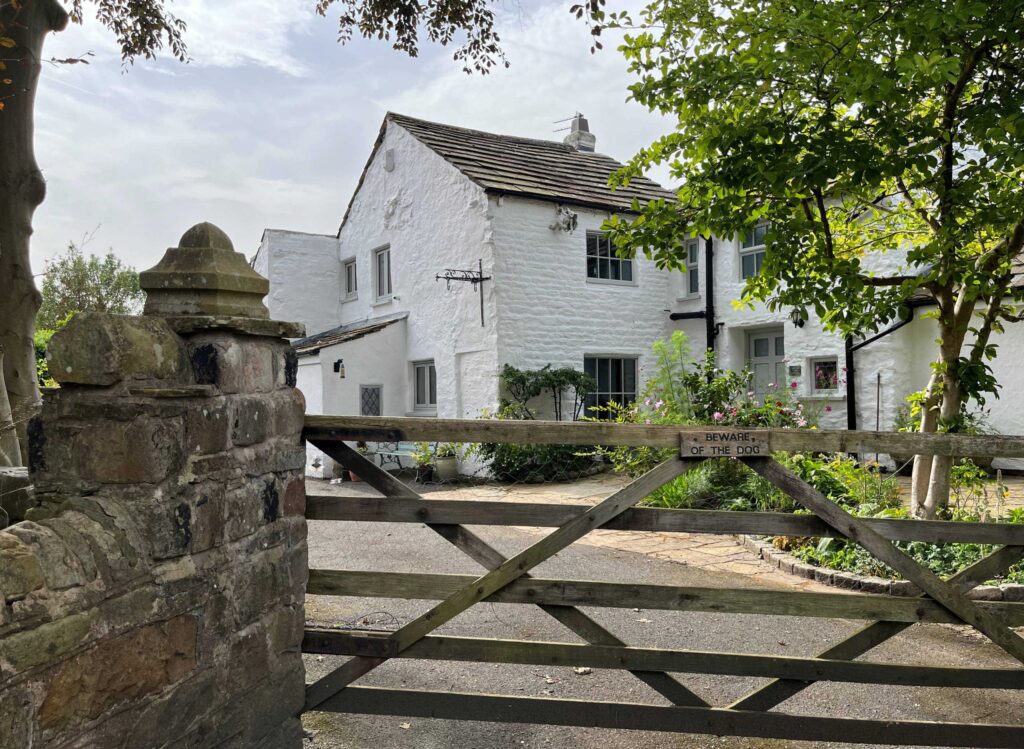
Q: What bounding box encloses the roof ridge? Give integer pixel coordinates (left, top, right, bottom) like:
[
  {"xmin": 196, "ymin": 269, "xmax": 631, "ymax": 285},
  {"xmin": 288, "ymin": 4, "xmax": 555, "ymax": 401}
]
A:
[{"xmin": 386, "ymin": 111, "xmax": 581, "ymax": 153}]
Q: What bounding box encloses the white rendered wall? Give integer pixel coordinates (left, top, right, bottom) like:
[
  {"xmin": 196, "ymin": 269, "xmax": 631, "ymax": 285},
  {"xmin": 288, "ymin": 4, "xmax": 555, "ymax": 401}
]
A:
[
  {"xmin": 488, "ymin": 198, "xmax": 673, "ymax": 409},
  {"xmin": 334, "ymin": 123, "xmax": 500, "ymax": 419},
  {"xmin": 319, "ymin": 320, "xmax": 408, "ymax": 418},
  {"xmin": 256, "ymin": 229, "xmax": 342, "ymax": 338},
  {"xmin": 295, "ymin": 354, "xmax": 334, "ymax": 477}
]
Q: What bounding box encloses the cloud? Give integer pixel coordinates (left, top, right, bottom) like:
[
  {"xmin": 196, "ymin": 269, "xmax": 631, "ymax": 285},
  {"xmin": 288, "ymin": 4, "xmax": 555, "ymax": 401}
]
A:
[{"xmin": 29, "ymin": 0, "xmax": 672, "ymax": 275}]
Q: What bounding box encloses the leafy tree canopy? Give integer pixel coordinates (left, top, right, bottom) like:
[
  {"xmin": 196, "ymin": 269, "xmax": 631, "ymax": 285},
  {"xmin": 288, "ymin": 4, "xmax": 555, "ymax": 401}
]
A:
[
  {"xmin": 597, "ymin": 0, "xmax": 1024, "ymax": 516},
  {"xmin": 37, "ymin": 241, "xmax": 143, "ymax": 329},
  {"xmin": 602, "ymin": 0, "xmax": 1024, "ymax": 367}
]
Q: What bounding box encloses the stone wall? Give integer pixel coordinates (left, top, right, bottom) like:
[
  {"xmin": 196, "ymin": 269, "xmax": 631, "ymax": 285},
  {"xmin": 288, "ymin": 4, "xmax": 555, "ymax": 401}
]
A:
[{"xmin": 0, "ymin": 301, "xmax": 307, "ymax": 743}]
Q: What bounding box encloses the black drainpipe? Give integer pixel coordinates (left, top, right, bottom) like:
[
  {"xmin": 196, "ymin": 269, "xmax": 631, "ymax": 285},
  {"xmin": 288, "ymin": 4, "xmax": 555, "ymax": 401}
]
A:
[
  {"xmin": 704, "ymin": 236, "xmax": 716, "ymax": 352},
  {"xmin": 668, "ymin": 237, "xmax": 718, "ymax": 352},
  {"xmin": 844, "ymin": 306, "xmax": 919, "ymax": 430}
]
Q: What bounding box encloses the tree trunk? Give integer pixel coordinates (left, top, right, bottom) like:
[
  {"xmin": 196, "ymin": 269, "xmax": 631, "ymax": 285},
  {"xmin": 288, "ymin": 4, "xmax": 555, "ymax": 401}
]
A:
[
  {"xmin": 0, "ymin": 0, "xmax": 68, "ymax": 464},
  {"xmin": 911, "ymin": 321, "xmax": 966, "ymax": 519},
  {"xmin": 910, "ymin": 371, "xmax": 941, "ymax": 517}
]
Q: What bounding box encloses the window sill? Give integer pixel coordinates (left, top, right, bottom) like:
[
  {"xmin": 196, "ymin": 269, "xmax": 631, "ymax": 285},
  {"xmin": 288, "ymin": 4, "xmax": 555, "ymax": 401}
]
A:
[
  {"xmin": 804, "ymin": 393, "xmax": 845, "ymax": 400},
  {"xmin": 586, "ymin": 277, "xmax": 638, "ymax": 288},
  {"xmin": 408, "ymin": 410, "xmax": 438, "ymax": 418},
  {"xmin": 342, "ymin": 294, "xmax": 358, "ymax": 303},
  {"xmin": 372, "ymin": 296, "xmax": 394, "ymax": 307},
  {"xmin": 676, "ymin": 294, "xmax": 701, "ymax": 303}
]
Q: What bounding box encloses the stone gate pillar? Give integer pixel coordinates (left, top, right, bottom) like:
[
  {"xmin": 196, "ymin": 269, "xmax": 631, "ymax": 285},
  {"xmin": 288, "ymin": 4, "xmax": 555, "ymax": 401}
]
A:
[{"xmin": 0, "ymin": 223, "xmax": 308, "ymax": 748}]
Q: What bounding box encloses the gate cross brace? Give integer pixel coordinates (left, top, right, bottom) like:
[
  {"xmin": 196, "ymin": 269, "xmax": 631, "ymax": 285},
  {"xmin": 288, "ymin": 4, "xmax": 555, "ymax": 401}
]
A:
[
  {"xmin": 304, "ymin": 440, "xmax": 700, "ymax": 712},
  {"xmin": 731, "ymin": 457, "xmax": 1024, "ymax": 710}
]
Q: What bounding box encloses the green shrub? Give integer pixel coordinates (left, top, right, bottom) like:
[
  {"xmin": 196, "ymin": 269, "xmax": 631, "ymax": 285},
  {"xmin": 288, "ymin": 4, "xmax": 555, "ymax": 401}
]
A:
[{"xmin": 475, "ymin": 441, "xmax": 595, "ymax": 483}]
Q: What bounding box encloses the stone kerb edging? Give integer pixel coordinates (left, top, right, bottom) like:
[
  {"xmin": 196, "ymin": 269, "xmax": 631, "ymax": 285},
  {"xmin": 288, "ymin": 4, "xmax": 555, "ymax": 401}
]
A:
[{"xmin": 739, "ymin": 534, "xmax": 1024, "ymax": 601}]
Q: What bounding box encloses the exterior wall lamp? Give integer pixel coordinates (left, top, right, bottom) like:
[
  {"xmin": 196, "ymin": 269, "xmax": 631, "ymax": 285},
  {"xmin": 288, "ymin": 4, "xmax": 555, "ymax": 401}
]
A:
[
  {"xmin": 789, "ymin": 309, "xmax": 806, "ymax": 328},
  {"xmin": 333, "ymin": 359, "xmax": 346, "ymax": 378}
]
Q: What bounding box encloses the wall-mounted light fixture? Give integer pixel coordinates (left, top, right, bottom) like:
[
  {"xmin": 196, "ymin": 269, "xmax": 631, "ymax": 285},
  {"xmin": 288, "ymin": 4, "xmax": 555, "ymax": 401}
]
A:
[
  {"xmin": 790, "ymin": 309, "xmax": 806, "ymax": 328},
  {"xmin": 333, "ymin": 359, "xmax": 346, "ymax": 378}
]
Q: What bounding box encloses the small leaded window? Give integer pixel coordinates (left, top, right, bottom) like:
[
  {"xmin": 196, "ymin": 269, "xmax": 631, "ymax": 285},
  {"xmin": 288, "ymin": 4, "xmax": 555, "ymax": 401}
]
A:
[
  {"xmin": 360, "ymin": 385, "xmax": 382, "ymax": 416},
  {"xmin": 586, "ymin": 232, "xmax": 633, "ymax": 282}
]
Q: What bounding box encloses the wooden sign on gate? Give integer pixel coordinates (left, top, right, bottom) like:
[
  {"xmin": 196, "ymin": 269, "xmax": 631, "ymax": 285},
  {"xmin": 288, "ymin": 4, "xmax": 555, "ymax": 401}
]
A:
[{"xmin": 680, "ymin": 430, "xmax": 770, "ymax": 459}]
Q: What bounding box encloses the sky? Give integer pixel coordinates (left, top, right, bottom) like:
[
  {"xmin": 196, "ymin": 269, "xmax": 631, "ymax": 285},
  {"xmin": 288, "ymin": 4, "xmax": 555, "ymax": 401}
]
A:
[{"xmin": 33, "ymin": 0, "xmax": 671, "ymax": 272}]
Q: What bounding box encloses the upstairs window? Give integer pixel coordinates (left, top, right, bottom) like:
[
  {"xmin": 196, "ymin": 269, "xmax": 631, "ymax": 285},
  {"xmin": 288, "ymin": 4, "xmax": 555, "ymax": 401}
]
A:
[
  {"xmin": 740, "ymin": 223, "xmax": 767, "ymax": 279},
  {"xmin": 583, "ymin": 356, "xmax": 638, "ymax": 416},
  {"xmin": 343, "ymin": 259, "xmax": 357, "ymax": 300},
  {"xmin": 683, "ymin": 237, "xmax": 700, "ymax": 297},
  {"xmin": 586, "ymin": 232, "xmax": 633, "ymax": 283},
  {"xmin": 413, "ymin": 360, "xmax": 437, "ymax": 411},
  {"xmin": 374, "ymin": 246, "xmax": 392, "ymax": 300}
]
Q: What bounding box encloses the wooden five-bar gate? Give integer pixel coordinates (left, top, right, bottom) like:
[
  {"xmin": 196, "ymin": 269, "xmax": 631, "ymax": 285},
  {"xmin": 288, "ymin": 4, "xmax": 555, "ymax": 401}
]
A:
[{"xmin": 300, "ymin": 416, "xmax": 1024, "ymax": 747}]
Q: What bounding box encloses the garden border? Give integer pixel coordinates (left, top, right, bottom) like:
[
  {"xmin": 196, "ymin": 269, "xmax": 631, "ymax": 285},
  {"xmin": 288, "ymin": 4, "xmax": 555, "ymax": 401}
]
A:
[{"xmin": 738, "ymin": 534, "xmax": 1024, "ymax": 602}]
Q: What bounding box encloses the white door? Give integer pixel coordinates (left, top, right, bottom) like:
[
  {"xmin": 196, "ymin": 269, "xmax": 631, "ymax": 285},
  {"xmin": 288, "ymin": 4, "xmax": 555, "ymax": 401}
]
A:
[{"xmin": 747, "ymin": 329, "xmax": 786, "ymax": 400}]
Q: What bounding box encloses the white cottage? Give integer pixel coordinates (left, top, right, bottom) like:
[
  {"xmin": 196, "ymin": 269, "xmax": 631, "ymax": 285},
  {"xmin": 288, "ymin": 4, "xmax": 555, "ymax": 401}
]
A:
[{"xmin": 255, "ymin": 112, "xmax": 1024, "ymax": 475}]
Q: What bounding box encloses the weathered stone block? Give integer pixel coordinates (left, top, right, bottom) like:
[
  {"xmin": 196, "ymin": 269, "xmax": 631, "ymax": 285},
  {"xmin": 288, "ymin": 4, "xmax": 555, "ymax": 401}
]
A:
[
  {"xmin": 0, "ymin": 685, "xmax": 32, "ymax": 749},
  {"xmin": 889, "ymin": 580, "xmax": 922, "ymax": 597},
  {"xmin": 38, "ymin": 614, "xmax": 197, "ymax": 732},
  {"xmin": 857, "ymin": 576, "xmax": 891, "ymax": 595},
  {"xmin": 184, "ymin": 400, "xmax": 230, "ymax": 455},
  {"xmin": 0, "ymin": 533, "xmax": 46, "ymax": 600},
  {"xmin": 0, "ymin": 467, "xmax": 35, "ymax": 525},
  {"xmin": 1000, "ymin": 584, "xmax": 1024, "ymax": 602},
  {"xmin": 72, "ymin": 416, "xmax": 184, "ymax": 484},
  {"xmin": 46, "ymin": 313, "xmax": 188, "ymax": 387},
  {"xmin": 968, "ymin": 585, "xmax": 1003, "ymax": 601},
  {"xmin": 270, "ymin": 387, "xmax": 305, "ymax": 437},
  {"xmin": 188, "ymin": 337, "xmax": 276, "ymax": 394},
  {"xmin": 6, "ymin": 521, "xmax": 86, "ymax": 591},
  {"xmin": 0, "ymin": 609, "xmax": 94, "ymax": 674},
  {"xmin": 231, "ymin": 397, "xmax": 270, "ymax": 447},
  {"xmin": 282, "ymin": 479, "xmax": 305, "ymax": 518}
]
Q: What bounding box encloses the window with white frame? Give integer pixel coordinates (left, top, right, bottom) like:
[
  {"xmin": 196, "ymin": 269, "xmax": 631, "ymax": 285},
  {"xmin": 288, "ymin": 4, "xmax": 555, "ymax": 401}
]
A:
[
  {"xmin": 810, "ymin": 357, "xmax": 840, "ymax": 394},
  {"xmin": 343, "ymin": 258, "xmax": 357, "ymax": 300},
  {"xmin": 374, "ymin": 246, "xmax": 392, "ymax": 300},
  {"xmin": 586, "ymin": 232, "xmax": 633, "ymax": 283},
  {"xmin": 360, "ymin": 385, "xmax": 382, "ymax": 416},
  {"xmin": 740, "ymin": 223, "xmax": 768, "ymax": 280},
  {"xmin": 583, "ymin": 356, "xmax": 638, "ymax": 416},
  {"xmin": 413, "ymin": 360, "xmax": 437, "ymax": 411},
  {"xmin": 682, "ymin": 237, "xmax": 700, "ymax": 297}
]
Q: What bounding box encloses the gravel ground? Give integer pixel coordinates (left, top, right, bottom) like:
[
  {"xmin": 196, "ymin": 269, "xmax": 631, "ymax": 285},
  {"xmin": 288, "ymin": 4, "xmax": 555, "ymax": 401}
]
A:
[{"xmin": 301, "ymin": 515, "xmax": 1024, "ymax": 749}]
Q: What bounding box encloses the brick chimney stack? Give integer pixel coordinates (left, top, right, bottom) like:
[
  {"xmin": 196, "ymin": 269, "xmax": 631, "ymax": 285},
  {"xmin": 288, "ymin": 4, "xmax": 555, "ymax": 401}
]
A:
[{"xmin": 563, "ymin": 113, "xmax": 596, "ymax": 152}]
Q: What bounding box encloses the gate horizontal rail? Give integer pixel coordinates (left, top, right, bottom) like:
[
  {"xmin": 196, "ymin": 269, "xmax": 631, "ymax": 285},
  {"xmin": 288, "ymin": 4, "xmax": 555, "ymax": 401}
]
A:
[
  {"xmin": 301, "ymin": 416, "xmax": 1024, "ymax": 747},
  {"xmin": 307, "ymin": 494, "xmax": 1024, "ymax": 545},
  {"xmin": 305, "ymin": 414, "xmax": 1024, "ymax": 456},
  {"xmin": 307, "ymin": 569, "xmax": 1024, "ymax": 625}
]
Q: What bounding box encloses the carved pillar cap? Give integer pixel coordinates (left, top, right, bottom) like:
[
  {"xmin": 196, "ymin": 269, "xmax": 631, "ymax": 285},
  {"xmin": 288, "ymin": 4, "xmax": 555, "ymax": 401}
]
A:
[{"xmin": 140, "ymin": 222, "xmax": 270, "ymax": 320}]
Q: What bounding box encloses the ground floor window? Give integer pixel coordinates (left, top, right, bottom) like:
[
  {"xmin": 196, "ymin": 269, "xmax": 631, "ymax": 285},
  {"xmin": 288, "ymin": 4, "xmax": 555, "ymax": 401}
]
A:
[
  {"xmin": 811, "ymin": 357, "xmax": 840, "ymax": 394},
  {"xmin": 583, "ymin": 356, "xmax": 637, "ymax": 415},
  {"xmin": 360, "ymin": 385, "xmax": 382, "ymax": 416},
  {"xmin": 413, "ymin": 360, "xmax": 437, "ymax": 411}
]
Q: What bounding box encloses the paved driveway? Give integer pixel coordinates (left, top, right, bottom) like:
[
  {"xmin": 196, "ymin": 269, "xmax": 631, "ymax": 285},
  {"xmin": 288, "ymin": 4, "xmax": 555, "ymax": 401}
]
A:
[{"xmin": 302, "ymin": 483, "xmax": 1024, "ymax": 749}]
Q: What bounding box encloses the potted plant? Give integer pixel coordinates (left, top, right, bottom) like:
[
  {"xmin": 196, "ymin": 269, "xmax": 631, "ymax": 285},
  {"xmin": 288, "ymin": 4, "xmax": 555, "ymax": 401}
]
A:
[
  {"xmin": 433, "ymin": 443, "xmax": 461, "ymax": 482},
  {"xmin": 411, "ymin": 442, "xmax": 434, "ymax": 483}
]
